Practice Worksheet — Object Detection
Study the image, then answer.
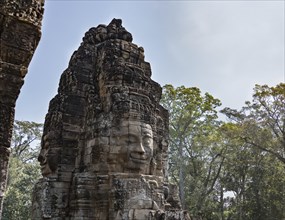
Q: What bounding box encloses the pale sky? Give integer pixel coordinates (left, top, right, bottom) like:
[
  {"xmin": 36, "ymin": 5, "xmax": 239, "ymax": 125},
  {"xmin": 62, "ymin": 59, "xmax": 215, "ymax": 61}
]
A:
[{"xmin": 15, "ymin": 1, "xmax": 285, "ymax": 123}]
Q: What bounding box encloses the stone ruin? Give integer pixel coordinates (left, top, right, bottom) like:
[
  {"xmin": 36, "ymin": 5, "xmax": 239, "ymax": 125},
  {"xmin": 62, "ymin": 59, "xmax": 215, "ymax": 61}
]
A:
[
  {"xmin": 32, "ymin": 19, "xmax": 190, "ymax": 220},
  {"xmin": 0, "ymin": 0, "xmax": 44, "ymax": 217}
]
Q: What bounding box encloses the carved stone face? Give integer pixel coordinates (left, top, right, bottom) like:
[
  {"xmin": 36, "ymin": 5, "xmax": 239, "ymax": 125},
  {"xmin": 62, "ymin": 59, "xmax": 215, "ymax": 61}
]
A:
[
  {"xmin": 110, "ymin": 121, "xmax": 154, "ymax": 173},
  {"xmin": 38, "ymin": 132, "xmax": 59, "ymax": 176}
]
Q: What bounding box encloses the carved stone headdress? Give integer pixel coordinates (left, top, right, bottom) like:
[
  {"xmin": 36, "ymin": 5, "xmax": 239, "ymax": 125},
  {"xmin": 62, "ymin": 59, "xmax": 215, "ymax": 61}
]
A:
[{"xmin": 80, "ymin": 18, "xmax": 168, "ymax": 132}]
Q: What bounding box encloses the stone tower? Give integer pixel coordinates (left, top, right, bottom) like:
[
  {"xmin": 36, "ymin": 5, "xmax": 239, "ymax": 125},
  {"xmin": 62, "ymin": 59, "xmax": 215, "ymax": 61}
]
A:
[
  {"xmin": 0, "ymin": 0, "xmax": 44, "ymax": 217},
  {"xmin": 32, "ymin": 19, "xmax": 189, "ymax": 220}
]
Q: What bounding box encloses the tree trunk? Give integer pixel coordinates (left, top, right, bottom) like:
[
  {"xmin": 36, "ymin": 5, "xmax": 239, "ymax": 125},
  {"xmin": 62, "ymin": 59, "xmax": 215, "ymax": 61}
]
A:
[
  {"xmin": 179, "ymin": 163, "xmax": 185, "ymax": 209},
  {"xmin": 219, "ymin": 185, "xmax": 224, "ymax": 220}
]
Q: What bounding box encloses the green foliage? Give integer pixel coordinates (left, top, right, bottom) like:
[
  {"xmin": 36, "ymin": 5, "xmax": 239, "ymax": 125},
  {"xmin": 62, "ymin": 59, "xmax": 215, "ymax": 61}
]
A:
[
  {"xmin": 2, "ymin": 158, "xmax": 41, "ymax": 220},
  {"xmin": 221, "ymin": 83, "xmax": 285, "ymax": 220},
  {"xmin": 221, "ymin": 83, "xmax": 285, "ymax": 164},
  {"xmin": 11, "ymin": 120, "xmax": 43, "ymax": 163},
  {"xmin": 163, "ymin": 83, "xmax": 285, "ymax": 220},
  {"xmin": 161, "ymin": 84, "xmax": 225, "ymax": 218},
  {"xmin": 2, "ymin": 120, "xmax": 43, "ymax": 220},
  {"xmin": 219, "ymin": 135, "xmax": 285, "ymax": 220}
]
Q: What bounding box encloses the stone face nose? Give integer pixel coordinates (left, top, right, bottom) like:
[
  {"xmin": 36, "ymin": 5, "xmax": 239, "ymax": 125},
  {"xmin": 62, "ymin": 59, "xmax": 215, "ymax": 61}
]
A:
[{"xmin": 133, "ymin": 142, "xmax": 146, "ymax": 154}]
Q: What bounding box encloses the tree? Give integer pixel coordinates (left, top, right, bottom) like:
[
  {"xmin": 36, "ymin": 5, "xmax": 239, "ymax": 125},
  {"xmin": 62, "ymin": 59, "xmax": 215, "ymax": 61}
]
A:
[
  {"xmin": 161, "ymin": 83, "xmax": 285, "ymax": 219},
  {"xmin": 161, "ymin": 84, "xmax": 225, "ymax": 218},
  {"xmin": 221, "ymin": 83, "xmax": 285, "ymax": 219},
  {"xmin": 2, "ymin": 120, "xmax": 43, "ymax": 220},
  {"xmin": 221, "ymin": 83, "xmax": 285, "ymax": 164},
  {"xmin": 219, "ymin": 129, "xmax": 285, "ymax": 220},
  {"xmin": 11, "ymin": 120, "xmax": 43, "ymax": 163}
]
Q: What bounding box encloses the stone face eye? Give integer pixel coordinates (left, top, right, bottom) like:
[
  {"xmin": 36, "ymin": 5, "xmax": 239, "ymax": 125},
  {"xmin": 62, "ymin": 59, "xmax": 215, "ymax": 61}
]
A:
[{"xmin": 142, "ymin": 136, "xmax": 152, "ymax": 146}]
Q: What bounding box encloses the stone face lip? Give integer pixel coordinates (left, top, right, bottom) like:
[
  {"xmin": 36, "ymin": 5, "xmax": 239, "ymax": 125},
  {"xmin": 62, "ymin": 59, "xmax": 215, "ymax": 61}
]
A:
[{"xmin": 32, "ymin": 18, "xmax": 190, "ymax": 220}]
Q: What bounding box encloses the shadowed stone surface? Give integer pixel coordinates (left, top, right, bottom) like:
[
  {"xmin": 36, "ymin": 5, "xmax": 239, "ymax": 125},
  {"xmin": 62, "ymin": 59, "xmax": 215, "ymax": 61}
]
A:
[
  {"xmin": 32, "ymin": 19, "xmax": 190, "ymax": 220},
  {"xmin": 0, "ymin": 0, "xmax": 44, "ymax": 218}
]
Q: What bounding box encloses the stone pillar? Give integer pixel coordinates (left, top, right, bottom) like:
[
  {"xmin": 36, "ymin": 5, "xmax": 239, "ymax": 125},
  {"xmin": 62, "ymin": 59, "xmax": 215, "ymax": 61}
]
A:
[{"xmin": 0, "ymin": 0, "xmax": 44, "ymax": 218}]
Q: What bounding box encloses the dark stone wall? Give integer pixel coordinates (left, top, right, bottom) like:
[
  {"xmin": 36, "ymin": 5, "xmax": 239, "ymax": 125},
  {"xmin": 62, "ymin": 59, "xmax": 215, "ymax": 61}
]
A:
[{"xmin": 0, "ymin": 0, "xmax": 44, "ymax": 217}]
